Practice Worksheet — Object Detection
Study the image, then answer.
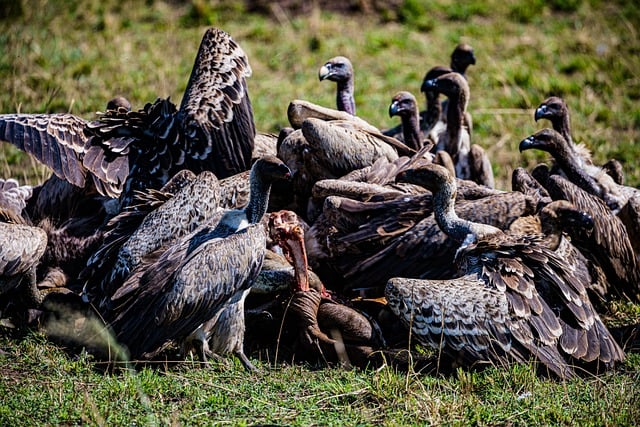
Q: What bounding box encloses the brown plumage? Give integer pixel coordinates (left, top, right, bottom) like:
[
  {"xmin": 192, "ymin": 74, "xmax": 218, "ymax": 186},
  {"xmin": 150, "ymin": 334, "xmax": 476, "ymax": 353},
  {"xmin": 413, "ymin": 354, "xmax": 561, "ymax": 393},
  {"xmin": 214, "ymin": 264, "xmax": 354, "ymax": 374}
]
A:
[
  {"xmin": 109, "ymin": 222, "xmax": 266, "ymax": 362},
  {"xmin": 277, "ymin": 113, "xmax": 411, "ymax": 220},
  {"xmin": 107, "ymin": 157, "xmax": 291, "ymax": 366},
  {"xmin": 0, "ymin": 222, "xmax": 47, "ymax": 298},
  {"xmin": 305, "ymin": 171, "xmax": 532, "ymax": 294},
  {"xmin": 0, "ymin": 98, "xmax": 130, "ymax": 200},
  {"xmin": 0, "ymin": 178, "xmax": 32, "ymax": 217},
  {"xmin": 383, "ymin": 42, "xmax": 476, "ymax": 142},
  {"xmin": 537, "ymin": 172, "xmax": 640, "ymax": 302},
  {"xmin": 384, "ymin": 66, "xmax": 451, "ymax": 143},
  {"xmin": 520, "ymin": 128, "xmax": 640, "ymax": 264},
  {"xmin": 388, "ymin": 91, "xmax": 431, "ymax": 151},
  {"xmin": 385, "ymin": 163, "xmax": 624, "ymax": 378},
  {"xmin": 82, "ymin": 169, "xmax": 220, "ymax": 309},
  {"xmin": 287, "ymin": 99, "xmax": 376, "ymax": 131},
  {"xmin": 534, "ymin": 97, "xmax": 625, "ymax": 185},
  {"xmin": 450, "ymin": 43, "xmax": 477, "ymax": 76},
  {"xmin": 1, "ymin": 28, "xmax": 255, "ymax": 210}
]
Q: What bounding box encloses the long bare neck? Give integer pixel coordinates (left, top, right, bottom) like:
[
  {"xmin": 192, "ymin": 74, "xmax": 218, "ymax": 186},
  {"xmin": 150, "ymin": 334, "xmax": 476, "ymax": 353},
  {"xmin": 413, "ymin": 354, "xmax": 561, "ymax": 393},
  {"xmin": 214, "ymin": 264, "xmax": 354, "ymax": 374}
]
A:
[
  {"xmin": 552, "ymin": 114, "xmax": 573, "ymax": 146},
  {"xmin": 445, "ymin": 94, "xmax": 465, "ymax": 156},
  {"xmin": 553, "ymin": 144, "xmax": 602, "ymax": 197},
  {"xmin": 424, "ymin": 91, "xmax": 442, "ymax": 129},
  {"xmin": 401, "ymin": 110, "xmax": 423, "ymax": 150},
  {"xmin": 433, "ymin": 183, "xmax": 501, "ymax": 243},
  {"xmin": 433, "ymin": 188, "xmax": 471, "ymax": 242},
  {"xmin": 337, "ymin": 79, "xmax": 356, "ymax": 116},
  {"xmin": 244, "ymin": 170, "xmax": 272, "ymax": 224}
]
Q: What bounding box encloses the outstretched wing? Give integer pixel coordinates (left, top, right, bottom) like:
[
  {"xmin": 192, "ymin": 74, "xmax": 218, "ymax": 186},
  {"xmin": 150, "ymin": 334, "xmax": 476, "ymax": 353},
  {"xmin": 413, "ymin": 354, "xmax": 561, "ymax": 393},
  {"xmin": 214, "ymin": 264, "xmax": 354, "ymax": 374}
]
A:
[
  {"xmin": 178, "ymin": 27, "xmax": 255, "ymax": 178},
  {"xmin": 0, "ymin": 113, "xmax": 88, "ymax": 188}
]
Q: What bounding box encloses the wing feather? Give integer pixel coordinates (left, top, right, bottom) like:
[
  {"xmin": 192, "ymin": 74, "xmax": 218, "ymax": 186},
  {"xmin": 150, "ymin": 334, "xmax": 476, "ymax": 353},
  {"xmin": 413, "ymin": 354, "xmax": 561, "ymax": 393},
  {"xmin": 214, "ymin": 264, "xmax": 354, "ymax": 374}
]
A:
[
  {"xmin": 178, "ymin": 28, "xmax": 255, "ymax": 178},
  {"xmin": 0, "ymin": 113, "xmax": 88, "ymax": 188}
]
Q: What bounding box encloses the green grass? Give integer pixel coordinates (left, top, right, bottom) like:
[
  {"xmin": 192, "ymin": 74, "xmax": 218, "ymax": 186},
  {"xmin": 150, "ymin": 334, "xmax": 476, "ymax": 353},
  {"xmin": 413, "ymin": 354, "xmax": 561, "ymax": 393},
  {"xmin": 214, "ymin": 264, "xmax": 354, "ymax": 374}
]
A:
[
  {"xmin": 1, "ymin": 331, "xmax": 639, "ymax": 426},
  {"xmin": 1, "ymin": 0, "xmax": 640, "ymax": 425}
]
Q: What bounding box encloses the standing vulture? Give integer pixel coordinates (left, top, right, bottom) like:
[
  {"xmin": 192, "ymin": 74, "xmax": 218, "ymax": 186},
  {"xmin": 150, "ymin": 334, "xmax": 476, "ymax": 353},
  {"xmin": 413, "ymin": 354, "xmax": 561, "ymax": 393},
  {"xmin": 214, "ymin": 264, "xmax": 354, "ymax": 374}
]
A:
[
  {"xmin": 534, "ymin": 96, "xmax": 625, "ymax": 185},
  {"xmin": 421, "ymin": 72, "xmax": 494, "ymax": 187},
  {"xmin": 106, "ymin": 157, "xmax": 291, "ymax": 369},
  {"xmin": 385, "ymin": 164, "xmax": 624, "ymax": 379}
]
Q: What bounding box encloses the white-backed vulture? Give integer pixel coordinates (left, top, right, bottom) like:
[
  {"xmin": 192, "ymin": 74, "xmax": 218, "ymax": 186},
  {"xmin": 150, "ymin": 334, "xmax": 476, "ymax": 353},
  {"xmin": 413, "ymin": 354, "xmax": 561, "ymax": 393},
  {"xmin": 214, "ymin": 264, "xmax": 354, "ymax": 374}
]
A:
[
  {"xmin": 385, "ymin": 164, "xmax": 624, "ymax": 379},
  {"xmin": 421, "ymin": 72, "xmax": 494, "ymax": 187},
  {"xmin": 106, "ymin": 157, "xmax": 291, "ymax": 369}
]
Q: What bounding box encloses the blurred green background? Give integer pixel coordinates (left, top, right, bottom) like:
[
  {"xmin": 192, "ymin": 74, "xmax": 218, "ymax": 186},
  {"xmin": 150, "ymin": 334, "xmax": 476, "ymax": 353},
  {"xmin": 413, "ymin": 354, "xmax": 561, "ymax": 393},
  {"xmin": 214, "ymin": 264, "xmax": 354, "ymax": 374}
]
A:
[{"xmin": 0, "ymin": 0, "xmax": 638, "ymax": 190}]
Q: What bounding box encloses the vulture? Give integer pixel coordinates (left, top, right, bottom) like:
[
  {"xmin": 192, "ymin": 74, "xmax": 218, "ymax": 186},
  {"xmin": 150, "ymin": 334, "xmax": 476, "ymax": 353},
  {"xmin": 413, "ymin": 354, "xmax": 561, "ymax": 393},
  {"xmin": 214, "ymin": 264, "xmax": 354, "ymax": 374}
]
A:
[
  {"xmin": 421, "ymin": 72, "xmax": 494, "ymax": 187},
  {"xmin": 106, "ymin": 157, "xmax": 291, "ymax": 370},
  {"xmin": 0, "ymin": 175, "xmax": 109, "ymax": 302},
  {"xmin": 534, "ymin": 96, "xmax": 625, "ymax": 185},
  {"xmin": 419, "ymin": 66, "xmax": 454, "ymax": 140},
  {"xmin": 319, "ymin": 56, "xmax": 356, "ymax": 116},
  {"xmin": 520, "ymin": 129, "xmax": 640, "ymax": 262},
  {"xmin": 449, "ymin": 43, "xmax": 477, "ymax": 78},
  {"xmin": 81, "ymin": 169, "xmax": 220, "ymax": 311},
  {"xmin": 0, "ymin": 178, "xmax": 32, "ymax": 221},
  {"xmin": 383, "ymin": 43, "xmax": 474, "ymax": 142},
  {"xmin": 385, "ymin": 164, "xmax": 624, "ymax": 379},
  {"xmin": 0, "ymin": 221, "xmax": 47, "ymax": 302},
  {"xmin": 508, "ymin": 199, "xmax": 611, "ymax": 304},
  {"xmin": 388, "ymin": 91, "xmax": 431, "ymax": 152},
  {"xmin": 277, "ymin": 103, "xmax": 413, "ymax": 220},
  {"xmin": 0, "ymin": 28, "xmax": 255, "ymax": 209},
  {"xmin": 305, "ymin": 172, "xmax": 533, "ymax": 294},
  {"xmin": 530, "ymin": 166, "xmax": 640, "ymax": 302}
]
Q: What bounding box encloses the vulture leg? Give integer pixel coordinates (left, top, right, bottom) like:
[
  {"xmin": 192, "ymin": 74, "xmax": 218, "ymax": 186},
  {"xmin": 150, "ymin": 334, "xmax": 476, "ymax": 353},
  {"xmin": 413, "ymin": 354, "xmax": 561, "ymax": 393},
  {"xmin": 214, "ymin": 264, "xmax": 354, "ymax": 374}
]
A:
[{"xmin": 235, "ymin": 349, "xmax": 259, "ymax": 373}]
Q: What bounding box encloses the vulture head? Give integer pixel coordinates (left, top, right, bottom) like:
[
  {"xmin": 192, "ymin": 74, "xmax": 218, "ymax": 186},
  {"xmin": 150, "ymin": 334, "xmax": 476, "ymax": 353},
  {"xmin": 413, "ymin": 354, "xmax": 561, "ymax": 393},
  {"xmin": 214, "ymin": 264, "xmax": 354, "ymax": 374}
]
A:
[
  {"xmin": 318, "ymin": 56, "xmax": 353, "ymax": 83},
  {"xmin": 421, "ymin": 72, "xmax": 470, "ymax": 110},
  {"xmin": 396, "ymin": 163, "xmax": 453, "ymax": 195},
  {"xmin": 106, "ymin": 96, "xmax": 132, "ymax": 113},
  {"xmin": 420, "ymin": 65, "xmax": 452, "ymax": 94},
  {"xmin": 388, "ymin": 91, "xmax": 418, "ymax": 118},
  {"xmin": 450, "ymin": 43, "xmax": 476, "ymax": 74},
  {"xmin": 518, "ymin": 128, "xmax": 568, "ymax": 159},
  {"xmin": 534, "ymin": 96, "xmax": 568, "ymax": 126},
  {"xmin": 251, "ymin": 155, "xmax": 292, "ymax": 184}
]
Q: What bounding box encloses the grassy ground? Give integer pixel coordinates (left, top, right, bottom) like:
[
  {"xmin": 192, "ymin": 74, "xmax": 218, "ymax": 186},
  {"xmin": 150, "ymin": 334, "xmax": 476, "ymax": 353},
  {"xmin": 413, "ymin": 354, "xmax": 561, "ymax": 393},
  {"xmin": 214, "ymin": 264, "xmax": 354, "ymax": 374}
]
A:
[
  {"xmin": 1, "ymin": 0, "xmax": 640, "ymax": 425},
  {"xmin": 1, "ymin": 330, "xmax": 639, "ymax": 426}
]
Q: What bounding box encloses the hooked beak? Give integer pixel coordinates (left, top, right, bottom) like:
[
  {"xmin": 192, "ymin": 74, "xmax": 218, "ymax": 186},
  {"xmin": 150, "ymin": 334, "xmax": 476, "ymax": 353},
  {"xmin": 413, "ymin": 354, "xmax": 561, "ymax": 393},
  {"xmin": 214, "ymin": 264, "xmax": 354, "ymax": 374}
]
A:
[
  {"xmin": 389, "ymin": 101, "xmax": 401, "ymax": 117},
  {"xmin": 534, "ymin": 105, "xmax": 547, "ymax": 122},
  {"xmin": 519, "ymin": 135, "xmax": 536, "ymax": 153},
  {"xmin": 318, "ymin": 64, "xmax": 331, "ymax": 81}
]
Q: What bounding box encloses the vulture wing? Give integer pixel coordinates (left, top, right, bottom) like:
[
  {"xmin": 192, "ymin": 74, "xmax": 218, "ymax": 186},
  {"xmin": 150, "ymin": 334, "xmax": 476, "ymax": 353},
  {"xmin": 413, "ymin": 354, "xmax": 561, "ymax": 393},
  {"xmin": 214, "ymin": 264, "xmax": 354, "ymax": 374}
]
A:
[
  {"xmin": 0, "ymin": 113, "xmax": 88, "ymax": 188},
  {"xmin": 178, "ymin": 28, "xmax": 255, "ymax": 178}
]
